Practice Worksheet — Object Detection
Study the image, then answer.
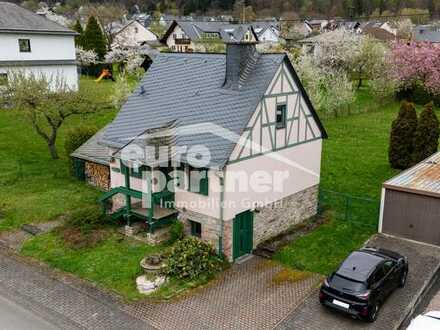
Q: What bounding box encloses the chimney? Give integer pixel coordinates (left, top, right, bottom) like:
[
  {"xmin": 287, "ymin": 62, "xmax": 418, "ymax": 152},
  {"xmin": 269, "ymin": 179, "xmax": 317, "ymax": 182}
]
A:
[{"xmin": 223, "ymin": 41, "xmax": 259, "ymax": 90}]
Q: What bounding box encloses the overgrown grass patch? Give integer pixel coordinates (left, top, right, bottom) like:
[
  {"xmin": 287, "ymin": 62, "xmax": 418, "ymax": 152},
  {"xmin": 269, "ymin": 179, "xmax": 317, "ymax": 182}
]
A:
[
  {"xmin": 272, "ymin": 268, "xmax": 313, "ymax": 284},
  {"xmin": 21, "ymin": 229, "xmax": 163, "ymax": 301},
  {"xmin": 21, "ymin": 228, "xmax": 225, "ymax": 301}
]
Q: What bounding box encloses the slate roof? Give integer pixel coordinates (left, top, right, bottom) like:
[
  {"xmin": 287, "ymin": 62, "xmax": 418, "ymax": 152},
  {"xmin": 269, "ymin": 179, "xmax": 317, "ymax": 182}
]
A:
[
  {"xmin": 102, "ymin": 50, "xmax": 326, "ymax": 169},
  {"xmin": 71, "ymin": 127, "xmax": 110, "ymax": 166},
  {"xmin": 0, "ymin": 2, "xmax": 76, "ymax": 35},
  {"xmin": 413, "ymin": 25, "xmax": 440, "ymax": 43},
  {"xmin": 162, "ymin": 21, "xmax": 258, "ymax": 43},
  {"xmin": 102, "ymin": 52, "xmax": 284, "ymax": 168}
]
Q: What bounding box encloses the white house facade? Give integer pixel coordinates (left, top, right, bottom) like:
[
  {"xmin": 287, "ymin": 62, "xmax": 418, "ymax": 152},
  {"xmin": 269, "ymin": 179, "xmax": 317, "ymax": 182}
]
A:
[
  {"xmin": 0, "ymin": 2, "xmax": 78, "ymax": 90},
  {"xmin": 111, "ymin": 20, "xmax": 158, "ymax": 49}
]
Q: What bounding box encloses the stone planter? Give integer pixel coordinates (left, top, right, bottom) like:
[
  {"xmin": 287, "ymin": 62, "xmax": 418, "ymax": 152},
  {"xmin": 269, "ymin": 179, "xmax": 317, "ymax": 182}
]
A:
[{"xmin": 140, "ymin": 255, "xmax": 165, "ymax": 275}]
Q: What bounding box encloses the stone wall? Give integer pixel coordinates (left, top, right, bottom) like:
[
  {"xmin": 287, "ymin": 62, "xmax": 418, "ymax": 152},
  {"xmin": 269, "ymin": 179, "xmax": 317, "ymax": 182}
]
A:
[
  {"xmin": 253, "ymin": 184, "xmax": 319, "ymax": 247},
  {"xmin": 177, "ymin": 208, "xmax": 221, "ymax": 253},
  {"xmin": 85, "ymin": 162, "xmax": 110, "ymax": 191}
]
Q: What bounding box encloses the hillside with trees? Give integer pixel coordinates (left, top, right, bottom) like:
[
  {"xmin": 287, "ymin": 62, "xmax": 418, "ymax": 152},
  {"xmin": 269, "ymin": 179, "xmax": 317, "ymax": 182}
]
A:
[{"xmin": 12, "ymin": 0, "xmax": 440, "ymax": 19}]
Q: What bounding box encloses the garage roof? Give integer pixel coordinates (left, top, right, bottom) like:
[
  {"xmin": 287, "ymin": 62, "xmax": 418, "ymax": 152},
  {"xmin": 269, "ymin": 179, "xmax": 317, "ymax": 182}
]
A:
[{"xmin": 384, "ymin": 151, "xmax": 440, "ymax": 198}]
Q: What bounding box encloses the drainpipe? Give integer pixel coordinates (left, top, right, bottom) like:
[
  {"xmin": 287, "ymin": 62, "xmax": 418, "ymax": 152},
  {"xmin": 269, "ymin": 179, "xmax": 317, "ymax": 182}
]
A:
[
  {"xmin": 217, "ymin": 167, "xmax": 226, "ymax": 256},
  {"xmin": 123, "ymin": 162, "xmax": 131, "ymax": 226}
]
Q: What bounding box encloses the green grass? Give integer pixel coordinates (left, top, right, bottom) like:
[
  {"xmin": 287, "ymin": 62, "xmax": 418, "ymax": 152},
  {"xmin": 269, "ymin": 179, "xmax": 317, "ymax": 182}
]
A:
[
  {"xmin": 21, "ymin": 230, "xmax": 163, "ymax": 300},
  {"xmin": 274, "ymin": 87, "xmax": 436, "ymax": 275},
  {"xmin": 0, "ymin": 76, "xmax": 118, "ymax": 231}
]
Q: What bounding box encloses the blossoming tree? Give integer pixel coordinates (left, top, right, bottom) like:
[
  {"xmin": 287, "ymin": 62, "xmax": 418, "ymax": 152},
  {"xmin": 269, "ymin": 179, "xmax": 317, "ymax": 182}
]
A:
[{"xmin": 390, "ymin": 41, "xmax": 440, "ymax": 95}]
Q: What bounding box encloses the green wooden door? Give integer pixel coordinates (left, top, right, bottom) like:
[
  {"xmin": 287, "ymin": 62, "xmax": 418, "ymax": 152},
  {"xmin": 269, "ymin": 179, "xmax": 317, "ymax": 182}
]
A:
[{"xmin": 233, "ymin": 210, "xmax": 254, "ymax": 260}]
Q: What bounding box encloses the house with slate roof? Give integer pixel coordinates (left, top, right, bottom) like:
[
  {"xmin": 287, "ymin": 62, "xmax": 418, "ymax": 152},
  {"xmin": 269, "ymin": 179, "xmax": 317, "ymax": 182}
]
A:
[
  {"xmin": 161, "ymin": 20, "xmax": 258, "ymax": 52},
  {"xmin": 252, "ymin": 22, "xmax": 280, "ymax": 44},
  {"xmin": 96, "ymin": 40, "xmax": 327, "ymax": 261},
  {"xmin": 0, "ymin": 2, "xmax": 78, "ymax": 90}
]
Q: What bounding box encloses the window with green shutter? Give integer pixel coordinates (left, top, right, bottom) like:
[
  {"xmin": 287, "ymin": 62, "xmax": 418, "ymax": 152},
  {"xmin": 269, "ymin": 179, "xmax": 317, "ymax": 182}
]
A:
[{"xmin": 188, "ymin": 166, "xmax": 209, "ymax": 196}]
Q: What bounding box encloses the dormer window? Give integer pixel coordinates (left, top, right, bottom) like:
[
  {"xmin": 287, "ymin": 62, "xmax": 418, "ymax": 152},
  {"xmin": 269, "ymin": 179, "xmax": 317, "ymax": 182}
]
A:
[{"xmin": 18, "ymin": 39, "xmax": 31, "ymax": 52}]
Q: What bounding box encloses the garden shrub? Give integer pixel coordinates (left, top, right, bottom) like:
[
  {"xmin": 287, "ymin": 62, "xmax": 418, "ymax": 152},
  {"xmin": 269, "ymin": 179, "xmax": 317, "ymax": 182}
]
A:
[
  {"xmin": 65, "ymin": 205, "xmax": 106, "ymax": 232},
  {"xmin": 389, "ymin": 101, "xmax": 418, "ymax": 169},
  {"xmin": 65, "ymin": 126, "xmax": 97, "ymax": 174},
  {"xmin": 168, "ymin": 220, "xmax": 184, "ymax": 244},
  {"xmin": 61, "ymin": 205, "xmax": 109, "ymax": 249},
  {"xmin": 164, "ymin": 237, "xmax": 223, "ymax": 280},
  {"xmin": 412, "ymin": 102, "xmax": 440, "ymax": 164}
]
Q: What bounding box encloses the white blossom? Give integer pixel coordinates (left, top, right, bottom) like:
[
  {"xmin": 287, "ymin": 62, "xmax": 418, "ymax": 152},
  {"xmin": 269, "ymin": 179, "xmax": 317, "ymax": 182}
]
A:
[{"xmin": 75, "ymin": 47, "xmax": 98, "ymax": 66}]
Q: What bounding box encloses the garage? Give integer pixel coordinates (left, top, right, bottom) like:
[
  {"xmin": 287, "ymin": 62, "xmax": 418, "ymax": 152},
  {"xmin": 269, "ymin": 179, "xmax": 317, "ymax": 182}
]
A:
[{"xmin": 379, "ymin": 151, "xmax": 440, "ymax": 245}]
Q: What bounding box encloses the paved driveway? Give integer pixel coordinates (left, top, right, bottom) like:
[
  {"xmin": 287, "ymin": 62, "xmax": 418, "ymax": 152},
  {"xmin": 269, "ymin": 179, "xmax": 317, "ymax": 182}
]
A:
[
  {"xmin": 276, "ymin": 234, "xmax": 440, "ymax": 330},
  {"xmin": 128, "ymin": 256, "xmax": 321, "ymax": 330}
]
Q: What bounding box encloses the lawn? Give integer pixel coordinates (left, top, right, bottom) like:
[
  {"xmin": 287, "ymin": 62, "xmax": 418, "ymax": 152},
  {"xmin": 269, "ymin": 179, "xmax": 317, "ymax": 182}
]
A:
[
  {"xmin": 0, "ymin": 76, "xmax": 117, "ymax": 231},
  {"xmin": 21, "ymin": 230, "xmax": 161, "ymax": 301},
  {"xmin": 274, "ymin": 87, "xmax": 434, "ymax": 275}
]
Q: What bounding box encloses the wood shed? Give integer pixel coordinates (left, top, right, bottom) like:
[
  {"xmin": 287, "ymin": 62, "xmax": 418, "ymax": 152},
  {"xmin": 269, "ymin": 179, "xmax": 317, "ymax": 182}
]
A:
[
  {"xmin": 71, "ymin": 127, "xmax": 110, "ymax": 191},
  {"xmin": 379, "ymin": 151, "xmax": 440, "ymax": 245}
]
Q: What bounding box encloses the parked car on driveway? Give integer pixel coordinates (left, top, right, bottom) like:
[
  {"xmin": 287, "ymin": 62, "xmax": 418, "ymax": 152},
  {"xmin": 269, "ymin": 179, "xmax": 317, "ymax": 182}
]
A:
[
  {"xmin": 319, "ymin": 247, "xmax": 408, "ymax": 322},
  {"xmin": 407, "ymin": 311, "xmax": 440, "ymax": 329}
]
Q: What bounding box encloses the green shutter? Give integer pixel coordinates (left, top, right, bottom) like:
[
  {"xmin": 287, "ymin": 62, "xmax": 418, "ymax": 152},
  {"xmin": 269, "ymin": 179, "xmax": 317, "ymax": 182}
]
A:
[
  {"xmin": 200, "ymin": 174, "xmax": 209, "ymax": 196},
  {"xmin": 72, "ymin": 158, "xmax": 86, "ymax": 181}
]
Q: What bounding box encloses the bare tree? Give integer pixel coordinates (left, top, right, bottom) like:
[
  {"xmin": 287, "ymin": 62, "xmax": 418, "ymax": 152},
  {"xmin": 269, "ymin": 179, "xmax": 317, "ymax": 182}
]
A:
[{"xmin": 1, "ymin": 73, "xmax": 100, "ymax": 159}]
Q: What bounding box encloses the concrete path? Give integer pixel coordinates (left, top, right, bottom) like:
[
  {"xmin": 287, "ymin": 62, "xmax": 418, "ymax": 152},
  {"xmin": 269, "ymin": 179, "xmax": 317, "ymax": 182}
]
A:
[
  {"xmin": 276, "ymin": 234, "xmax": 440, "ymax": 330},
  {"xmin": 0, "ymin": 249, "xmax": 150, "ymax": 330}
]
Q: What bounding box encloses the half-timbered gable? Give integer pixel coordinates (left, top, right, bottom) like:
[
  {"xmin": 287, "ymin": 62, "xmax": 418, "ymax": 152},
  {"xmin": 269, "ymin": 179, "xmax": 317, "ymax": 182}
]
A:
[{"xmin": 229, "ymin": 59, "xmax": 324, "ymax": 163}]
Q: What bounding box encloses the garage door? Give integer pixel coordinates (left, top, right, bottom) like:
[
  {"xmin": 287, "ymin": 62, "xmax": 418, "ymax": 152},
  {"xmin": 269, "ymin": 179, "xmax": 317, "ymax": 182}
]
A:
[{"xmin": 382, "ymin": 189, "xmax": 440, "ymax": 245}]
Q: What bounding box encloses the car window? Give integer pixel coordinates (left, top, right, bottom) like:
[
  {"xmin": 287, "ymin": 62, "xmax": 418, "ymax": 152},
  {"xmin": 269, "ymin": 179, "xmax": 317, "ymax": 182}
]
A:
[
  {"xmin": 331, "ymin": 274, "xmax": 367, "ymax": 292},
  {"xmin": 371, "ymin": 266, "xmax": 385, "ymax": 284},
  {"xmin": 383, "ymin": 260, "xmax": 394, "ymax": 275}
]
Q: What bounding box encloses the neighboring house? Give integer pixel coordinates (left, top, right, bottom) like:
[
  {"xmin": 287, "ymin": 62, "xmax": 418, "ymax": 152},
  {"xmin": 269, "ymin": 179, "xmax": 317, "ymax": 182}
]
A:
[
  {"xmin": 297, "ymin": 29, "xmax": 356, "ymax": 54},
  {"xmin": 413, "ymin": 25, "xmax": 440, "ymax": 43},
  {"xmin": 0, "ymin": 2, "xmax": 78, "ymax": 90},
  {"xmin": 161, "ymin": 20, "xmax": 258, "ymax": 52},
  {"xmin": 379, "ymin": 151, "xmax": 440, "ymax": 246},
  {"xmin": 111, "ymin": 20, "xmax": 158, "ymax": 48},
  {"xmin": 360, "ymin": 21, "xmax": 397, "ymax": 36},
  {"xmin": 96, "ymin": 40, "xmax": 327, "ymax": 261},
  {"xmin": 341, "ymin": 21, "xmax": 361, "ymax": 32},
  {"xmin": 252, "ymin": 22, "xmax": 280, "ymax": 43},
  {"xmin": 71, "ymin": 127, "xmax": 111, "ymax": 191},
  {"xmin": 362, "ymin": 26, "xmax": 396, "ymax": 42},
  {"xmin": 305, "ymin": 19, "xmax": 329, "ymax": 33}
]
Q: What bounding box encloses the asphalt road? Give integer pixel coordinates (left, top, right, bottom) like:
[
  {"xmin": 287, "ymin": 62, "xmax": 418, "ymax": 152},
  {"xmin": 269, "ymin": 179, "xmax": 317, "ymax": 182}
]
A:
[{"xmin": 0, "ymin": 294, "xmax": 59, "ymax": 330}]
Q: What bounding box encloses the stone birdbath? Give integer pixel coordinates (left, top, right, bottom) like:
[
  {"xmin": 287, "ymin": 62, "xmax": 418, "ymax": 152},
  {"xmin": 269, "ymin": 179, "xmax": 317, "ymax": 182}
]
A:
[
  {"xmin": 137, "ymin": 255, "xmax": 167, "ymax": 295},
  {"xmin": 140, "ymin": 255, "xmax": 165, "ymax": 275}
]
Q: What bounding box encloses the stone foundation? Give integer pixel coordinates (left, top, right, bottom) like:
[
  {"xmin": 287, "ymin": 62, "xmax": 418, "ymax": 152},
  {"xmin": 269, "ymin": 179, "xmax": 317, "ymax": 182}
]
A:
[
  {"xmin": 253, "ymin": 184, "xmax": 319, "ymax": 247},
  {"xmin": 177, "ymin": 208, "xmax": 221, "ymax": 252}
]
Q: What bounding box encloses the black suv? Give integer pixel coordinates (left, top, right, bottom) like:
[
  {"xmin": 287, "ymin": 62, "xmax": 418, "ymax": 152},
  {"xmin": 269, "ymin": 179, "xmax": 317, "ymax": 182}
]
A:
[{"xmin": 319, "ymin": 247, "xmax": 408, "ymax": 322}]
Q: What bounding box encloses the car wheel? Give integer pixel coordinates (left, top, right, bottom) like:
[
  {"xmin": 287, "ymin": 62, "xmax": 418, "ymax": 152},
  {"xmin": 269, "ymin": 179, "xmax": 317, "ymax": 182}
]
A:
[
  {"xmin": 366, "ymin": 304, "xmax": 379, "ymax": 322},
  {"xmin": 399, "ymin": 269, "xmax": 408, "ymax": 288}
]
